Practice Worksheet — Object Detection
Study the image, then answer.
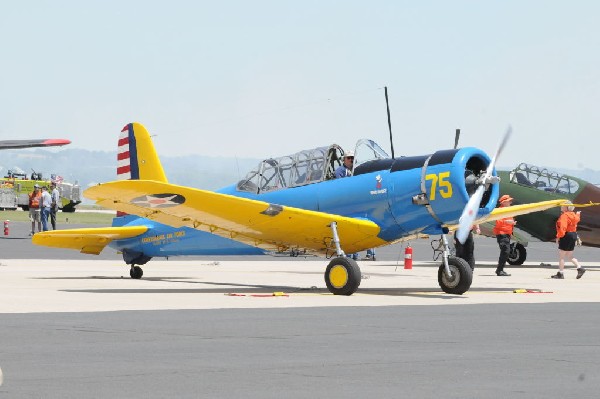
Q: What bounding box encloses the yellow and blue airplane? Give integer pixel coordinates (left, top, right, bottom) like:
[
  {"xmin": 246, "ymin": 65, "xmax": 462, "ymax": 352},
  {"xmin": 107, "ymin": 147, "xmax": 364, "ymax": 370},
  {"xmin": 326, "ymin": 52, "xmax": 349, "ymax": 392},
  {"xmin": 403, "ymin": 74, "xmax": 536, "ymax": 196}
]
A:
[{"xmin": 33, "ymin": 123, "xmax": 565, "ymax": 295}]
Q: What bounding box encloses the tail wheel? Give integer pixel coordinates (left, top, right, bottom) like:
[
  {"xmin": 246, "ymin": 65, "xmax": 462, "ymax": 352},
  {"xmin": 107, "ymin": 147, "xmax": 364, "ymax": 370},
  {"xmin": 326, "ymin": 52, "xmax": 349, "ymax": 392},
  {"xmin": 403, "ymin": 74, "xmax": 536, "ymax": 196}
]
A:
[
  {"xmin": 438, "ymin": 256, "xmax": 472, "ymax": 295},
  {"xmin": 508, "ymin": 243, "xmax": 527, "ymax": 265},
  {"xmin": 130, "ymin": 266, "xmax": 143, "ymax": 279},
  {"xmin": 324, "ymin": 257, "xmax": 361, "ymax": 296}
]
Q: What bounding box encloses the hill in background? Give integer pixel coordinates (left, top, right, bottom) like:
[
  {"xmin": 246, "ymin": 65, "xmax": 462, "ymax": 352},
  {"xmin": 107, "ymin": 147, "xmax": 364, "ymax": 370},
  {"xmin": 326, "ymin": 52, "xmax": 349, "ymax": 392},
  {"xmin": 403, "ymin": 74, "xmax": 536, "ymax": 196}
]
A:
[{"xmin": 1, "ymin": 149, "xmax": 260, "ymax": 203}]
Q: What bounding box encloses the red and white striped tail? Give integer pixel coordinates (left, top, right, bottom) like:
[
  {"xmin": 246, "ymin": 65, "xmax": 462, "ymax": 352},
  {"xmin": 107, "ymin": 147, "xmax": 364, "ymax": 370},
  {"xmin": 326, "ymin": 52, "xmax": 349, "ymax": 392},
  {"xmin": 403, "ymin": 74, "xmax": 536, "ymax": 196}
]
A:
[{"xmin": 117, "ymin": 126, "xmax": 131, "ymax": 180}]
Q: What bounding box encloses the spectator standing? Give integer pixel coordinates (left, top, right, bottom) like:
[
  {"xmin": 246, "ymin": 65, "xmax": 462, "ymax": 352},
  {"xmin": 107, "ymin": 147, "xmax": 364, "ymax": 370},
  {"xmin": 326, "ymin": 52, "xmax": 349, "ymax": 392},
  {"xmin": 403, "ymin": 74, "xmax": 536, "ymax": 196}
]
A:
[
  {"xmin": 28, "ymin": 184, "xmax": 42, "ymax": 235},
  {"xmin": 50, "ymin": 181, "xmax": 60, "ymax": 230},
  {"xmin": 40, "ymin": 186, "xmax": 52, "ymax": 232}
]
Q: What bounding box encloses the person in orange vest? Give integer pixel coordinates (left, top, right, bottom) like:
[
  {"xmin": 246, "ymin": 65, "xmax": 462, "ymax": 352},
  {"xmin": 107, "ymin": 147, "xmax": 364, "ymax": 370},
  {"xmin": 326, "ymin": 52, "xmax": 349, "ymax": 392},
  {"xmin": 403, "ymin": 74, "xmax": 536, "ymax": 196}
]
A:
[
  {"xmin": 28, "ymin": 184, "xmax": 42, "ymax": 235},
  {"xmin": 493, "ymin": 194, "xmax": 517, "ymax": 276},
  {"xmin": 552, "ymin": 201, "xmax": 585, "ymax": 279}
]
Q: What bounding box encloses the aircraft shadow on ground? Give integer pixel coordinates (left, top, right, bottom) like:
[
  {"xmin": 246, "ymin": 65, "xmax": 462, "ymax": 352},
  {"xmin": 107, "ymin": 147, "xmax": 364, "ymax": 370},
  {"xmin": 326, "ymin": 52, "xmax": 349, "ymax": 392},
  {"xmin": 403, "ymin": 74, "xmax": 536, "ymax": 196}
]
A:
[{"xmin": 50, "ymin": 277, "xmax": 517, "ymax": 299}]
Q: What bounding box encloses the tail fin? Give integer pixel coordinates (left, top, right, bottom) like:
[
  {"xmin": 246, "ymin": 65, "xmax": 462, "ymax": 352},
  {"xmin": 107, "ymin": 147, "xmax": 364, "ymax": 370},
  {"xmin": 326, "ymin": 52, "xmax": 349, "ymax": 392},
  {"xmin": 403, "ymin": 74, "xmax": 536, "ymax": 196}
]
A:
[
  {"xmin": 116, "ymin": 122, "xmax": 167, "ymax": 218},
  {"xmin": 118, "ymin": 122, "xmax": 168, "ymax": 183}
]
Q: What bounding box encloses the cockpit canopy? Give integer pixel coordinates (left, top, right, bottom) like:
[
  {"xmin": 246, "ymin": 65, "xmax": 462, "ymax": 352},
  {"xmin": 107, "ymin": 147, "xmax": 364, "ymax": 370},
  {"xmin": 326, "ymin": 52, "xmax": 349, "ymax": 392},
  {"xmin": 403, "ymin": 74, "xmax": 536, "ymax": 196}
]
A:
[
  {"xmin": 509, "ymin": 163, "xmax": 580, "ymax": 194},
  {"xmin": 236, "ymin": 139, "xmax": 390, "ymax": 194}
]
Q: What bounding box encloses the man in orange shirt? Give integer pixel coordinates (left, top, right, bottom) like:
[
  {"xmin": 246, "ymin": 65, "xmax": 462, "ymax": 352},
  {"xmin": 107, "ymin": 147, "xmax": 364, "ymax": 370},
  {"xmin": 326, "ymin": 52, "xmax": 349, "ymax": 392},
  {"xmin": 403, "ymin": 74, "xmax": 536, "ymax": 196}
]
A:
[
  {"xmin": 552, "ymin": 201, "xmax": 585, "ymax": 279},
  {"xmin": 493, "ymin": 194, "xmax": 517, "ymax": 276}
]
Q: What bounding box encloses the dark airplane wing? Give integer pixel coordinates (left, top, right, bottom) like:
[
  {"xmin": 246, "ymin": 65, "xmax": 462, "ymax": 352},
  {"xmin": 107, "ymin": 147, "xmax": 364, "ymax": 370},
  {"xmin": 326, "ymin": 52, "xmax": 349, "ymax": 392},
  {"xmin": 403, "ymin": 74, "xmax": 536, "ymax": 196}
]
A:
[{"xmin": 0, "ymin": 139, "xmax": 71, "ymax": 149}]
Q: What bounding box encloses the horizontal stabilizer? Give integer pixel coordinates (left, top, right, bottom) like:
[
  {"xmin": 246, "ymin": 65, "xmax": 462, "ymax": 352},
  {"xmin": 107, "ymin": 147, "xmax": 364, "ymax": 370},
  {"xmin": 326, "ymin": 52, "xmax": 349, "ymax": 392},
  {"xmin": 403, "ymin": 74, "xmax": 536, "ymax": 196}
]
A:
[{"xmin": 32, "ymin": 226, "xmax": 148, "ymax": 254}]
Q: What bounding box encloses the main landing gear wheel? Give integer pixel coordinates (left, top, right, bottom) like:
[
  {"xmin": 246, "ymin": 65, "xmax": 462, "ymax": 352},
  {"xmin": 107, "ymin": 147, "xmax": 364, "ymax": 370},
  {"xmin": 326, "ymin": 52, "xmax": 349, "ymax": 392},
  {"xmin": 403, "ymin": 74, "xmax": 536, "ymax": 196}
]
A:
[
  {"xmin": 438, "ymin": 256, "xmax": 472, "ymax": 295},
  {"xmin": 508, "ymin": 243, "xmax": 527, "ymax": 265},
  {"xmin": 130, "ymin": 266, "xmax": 143, "ymax": 279},
  {"xmin": 325, "ymin": 257, "xmax": 361, "ymax": 296}
]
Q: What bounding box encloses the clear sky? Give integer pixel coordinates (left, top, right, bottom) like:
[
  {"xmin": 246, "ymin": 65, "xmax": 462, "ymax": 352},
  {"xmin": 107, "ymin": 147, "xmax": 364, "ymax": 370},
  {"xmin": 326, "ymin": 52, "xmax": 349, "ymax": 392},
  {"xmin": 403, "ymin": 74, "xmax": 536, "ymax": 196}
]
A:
[{"xmin": 1, "ymin": 1, "xmax": 599, "ymax": 169}]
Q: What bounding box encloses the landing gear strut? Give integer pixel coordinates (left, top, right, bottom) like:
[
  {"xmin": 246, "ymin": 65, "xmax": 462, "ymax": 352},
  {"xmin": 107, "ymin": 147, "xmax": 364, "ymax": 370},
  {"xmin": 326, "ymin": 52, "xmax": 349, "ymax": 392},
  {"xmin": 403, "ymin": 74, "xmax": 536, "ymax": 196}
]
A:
[
  {"xmin": 122, "ymin": 249, "xmax": 151, "ymax": 280},
  {"xmin": 323, "ymin": 222, "xmax": 361, "ymax": 296}
]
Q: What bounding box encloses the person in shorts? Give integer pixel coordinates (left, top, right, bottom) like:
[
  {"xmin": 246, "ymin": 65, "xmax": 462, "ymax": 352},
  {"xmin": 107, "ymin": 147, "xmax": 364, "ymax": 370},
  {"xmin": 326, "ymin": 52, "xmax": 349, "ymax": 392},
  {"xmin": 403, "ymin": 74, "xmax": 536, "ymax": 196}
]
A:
[{"xmin": 552, "ymin": 201, "xmax": 586, "ymax": 279}]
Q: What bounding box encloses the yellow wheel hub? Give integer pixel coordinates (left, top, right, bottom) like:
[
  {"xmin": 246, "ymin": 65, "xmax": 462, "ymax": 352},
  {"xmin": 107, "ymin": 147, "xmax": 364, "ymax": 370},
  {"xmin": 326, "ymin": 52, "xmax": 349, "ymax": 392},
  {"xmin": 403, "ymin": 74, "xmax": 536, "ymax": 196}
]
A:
[{"xmin": 329, "ymin": 265, "xmax": 349, "ymax": 288}]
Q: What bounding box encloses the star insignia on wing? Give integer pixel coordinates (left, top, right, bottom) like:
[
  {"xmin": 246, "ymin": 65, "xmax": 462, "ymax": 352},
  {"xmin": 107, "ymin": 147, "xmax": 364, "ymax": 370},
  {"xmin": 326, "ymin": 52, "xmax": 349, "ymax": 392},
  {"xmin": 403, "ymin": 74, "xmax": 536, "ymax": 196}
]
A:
[{"xmin": 131, "ymin": 193, "xmax": 185, "ymax": 208}]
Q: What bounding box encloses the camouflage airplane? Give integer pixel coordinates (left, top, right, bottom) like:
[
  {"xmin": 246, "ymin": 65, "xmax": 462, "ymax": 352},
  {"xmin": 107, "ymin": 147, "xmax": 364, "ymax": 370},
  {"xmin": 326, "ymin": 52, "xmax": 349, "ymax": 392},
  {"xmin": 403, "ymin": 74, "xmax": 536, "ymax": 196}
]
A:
[{"xmin": 480, "ymin": 163, "xmax": 600, "ymax": 264}]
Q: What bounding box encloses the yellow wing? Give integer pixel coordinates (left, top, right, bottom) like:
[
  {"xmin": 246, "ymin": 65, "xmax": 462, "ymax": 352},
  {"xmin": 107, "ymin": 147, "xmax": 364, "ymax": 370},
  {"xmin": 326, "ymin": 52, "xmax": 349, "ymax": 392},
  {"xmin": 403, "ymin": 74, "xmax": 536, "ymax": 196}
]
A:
[
  {"xmin": 32, "ymin": 226, "xmax": 148, "ymax": 254},
  {"xmin": 476, "ymin": 199, "xmax": 568, "ymax": 224},
  {"xmin": 445, "ymin": 199, "xmax": 569, "ymax": 232},
  {"xmin": 84, "ymin": 180, "xmax": 387, "ymax": 255}
]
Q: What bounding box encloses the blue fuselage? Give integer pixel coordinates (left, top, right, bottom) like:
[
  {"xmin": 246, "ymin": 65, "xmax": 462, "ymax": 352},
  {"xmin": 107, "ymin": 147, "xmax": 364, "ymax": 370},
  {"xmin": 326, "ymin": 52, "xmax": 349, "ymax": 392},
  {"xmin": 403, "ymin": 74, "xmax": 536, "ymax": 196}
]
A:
[{"xmin": 110, "ymin": 147, "xmax": 498, "ymax": 257}]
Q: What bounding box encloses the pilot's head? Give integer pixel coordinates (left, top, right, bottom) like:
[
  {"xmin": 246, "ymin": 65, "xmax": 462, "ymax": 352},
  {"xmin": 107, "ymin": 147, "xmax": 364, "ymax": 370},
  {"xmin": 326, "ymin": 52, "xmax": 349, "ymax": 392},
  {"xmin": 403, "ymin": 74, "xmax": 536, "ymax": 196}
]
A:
[{"xmin": 343, "ymin": 151, "xmax": 354, "ymax": 167}]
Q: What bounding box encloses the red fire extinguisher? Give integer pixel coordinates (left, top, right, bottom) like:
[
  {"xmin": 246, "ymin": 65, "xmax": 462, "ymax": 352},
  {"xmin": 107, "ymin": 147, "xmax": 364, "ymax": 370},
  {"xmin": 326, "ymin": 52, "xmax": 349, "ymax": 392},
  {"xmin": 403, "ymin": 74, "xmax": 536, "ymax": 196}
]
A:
[
  {"xmin": 4, "ymin": 220, "xmax": 9, "ymax": 236},
  {"xmin": 404, "ymin": 245, "xmax": 413, "ymax": 269}
]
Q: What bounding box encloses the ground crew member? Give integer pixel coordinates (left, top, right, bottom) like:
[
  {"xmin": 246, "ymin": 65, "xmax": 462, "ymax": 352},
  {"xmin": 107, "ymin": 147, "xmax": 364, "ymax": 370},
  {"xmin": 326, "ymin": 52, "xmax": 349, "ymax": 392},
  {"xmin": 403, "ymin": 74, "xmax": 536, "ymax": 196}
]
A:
[
  {"xmin": 552, "ymin": 201, "xmax": 586, "ymax": 279},
  {"xmin": 493, "ymin": 194, "xmax": 517, "ymax": 276}
]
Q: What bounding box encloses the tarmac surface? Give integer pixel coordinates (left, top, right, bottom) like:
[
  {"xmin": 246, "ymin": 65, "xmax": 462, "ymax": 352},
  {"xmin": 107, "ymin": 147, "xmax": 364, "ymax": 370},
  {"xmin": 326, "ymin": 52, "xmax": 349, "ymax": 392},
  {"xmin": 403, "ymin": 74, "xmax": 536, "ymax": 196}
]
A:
[{"xmin": 1, "ymin": 220, "xmax": 600, "ymax": 398}]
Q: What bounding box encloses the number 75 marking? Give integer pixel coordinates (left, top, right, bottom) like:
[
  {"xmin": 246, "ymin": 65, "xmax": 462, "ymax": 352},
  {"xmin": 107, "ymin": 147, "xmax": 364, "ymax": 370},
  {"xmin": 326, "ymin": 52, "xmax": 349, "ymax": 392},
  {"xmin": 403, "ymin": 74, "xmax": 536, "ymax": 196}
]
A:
[{"xmin": 425, "ymin": 171, "xmax": 452, "ymax": 200}]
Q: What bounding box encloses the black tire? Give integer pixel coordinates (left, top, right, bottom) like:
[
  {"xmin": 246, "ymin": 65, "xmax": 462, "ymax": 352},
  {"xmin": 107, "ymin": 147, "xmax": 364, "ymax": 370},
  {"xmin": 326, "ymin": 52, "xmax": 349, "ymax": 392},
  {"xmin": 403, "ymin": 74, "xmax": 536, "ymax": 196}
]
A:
[
  {"xmin": 61, "ymin": 204, "xmax": 76, "ymax": 213},
  {"xmin": 130, "ymin": 266, "xmax": 143, "ymax": 279},
  {"xmin": 324, "ymin": 257, "xmax": 361, "ymax": 296},
  {"xmin": 438, "ymin": 256, "xmax": 473, "ymax": 295},
  {"xmin": 21, "ymin": 205, "xmax": 29, "ymax": 211},
  {"xmin": 508, "ymin": 243, "xmax": 527, "ymax": 265}
]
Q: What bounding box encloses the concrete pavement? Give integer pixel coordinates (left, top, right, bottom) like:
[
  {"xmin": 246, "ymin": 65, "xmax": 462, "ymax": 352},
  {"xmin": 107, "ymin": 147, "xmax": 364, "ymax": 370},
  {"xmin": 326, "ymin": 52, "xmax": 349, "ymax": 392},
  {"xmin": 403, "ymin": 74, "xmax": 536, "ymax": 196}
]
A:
[{"xmin": 1, "ymin": 258, "xmax": 598, "ymax": 313}]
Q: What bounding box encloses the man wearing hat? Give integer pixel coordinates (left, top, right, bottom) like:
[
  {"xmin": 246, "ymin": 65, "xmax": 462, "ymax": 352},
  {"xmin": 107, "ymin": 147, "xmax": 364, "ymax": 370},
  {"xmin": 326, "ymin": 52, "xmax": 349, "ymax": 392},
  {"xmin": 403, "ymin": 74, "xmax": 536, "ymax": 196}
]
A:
[
  {"xmin": 28, "ymin": 184, "xmax": 42, "ymax": 235},
  {"xmin": 335, "ymin": 151, "xmax": 354, "ymax": 178},
  {"xmin": 492, "ymin": 194, "xmax": 517, "ymax": 276}
]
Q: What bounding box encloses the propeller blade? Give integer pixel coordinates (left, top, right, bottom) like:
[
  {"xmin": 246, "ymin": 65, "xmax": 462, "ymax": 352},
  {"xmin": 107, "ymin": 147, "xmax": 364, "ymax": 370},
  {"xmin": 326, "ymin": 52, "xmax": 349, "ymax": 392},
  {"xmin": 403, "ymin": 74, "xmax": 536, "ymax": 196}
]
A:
[
  {"xmin": 456, "ymin": 125, "xmax": 512, "ymax": 244},
  {"xmin": 456, "ymin": 185, "xmax": 485, "ymax": 244},
  {"xmin": 484, "ymin": 125, "xmax": 512, "ymax": 179}
]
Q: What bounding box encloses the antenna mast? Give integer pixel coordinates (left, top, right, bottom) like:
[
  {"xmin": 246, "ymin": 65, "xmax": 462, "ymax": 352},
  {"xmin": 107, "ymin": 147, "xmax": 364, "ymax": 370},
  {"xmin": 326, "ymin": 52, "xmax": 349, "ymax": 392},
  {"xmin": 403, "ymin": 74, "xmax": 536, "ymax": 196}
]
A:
[{"xmin": 384, "ymin": 86, "xmax": 395, "ymax": 159}]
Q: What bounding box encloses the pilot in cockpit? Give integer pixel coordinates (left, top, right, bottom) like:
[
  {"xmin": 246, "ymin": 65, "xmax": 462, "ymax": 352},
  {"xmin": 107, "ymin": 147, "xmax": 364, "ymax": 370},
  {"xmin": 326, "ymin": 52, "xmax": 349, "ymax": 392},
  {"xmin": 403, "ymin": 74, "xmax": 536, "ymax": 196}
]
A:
[{"xmin": 335, "ymin": 151, "xmax": 354, "ymax": 178}]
